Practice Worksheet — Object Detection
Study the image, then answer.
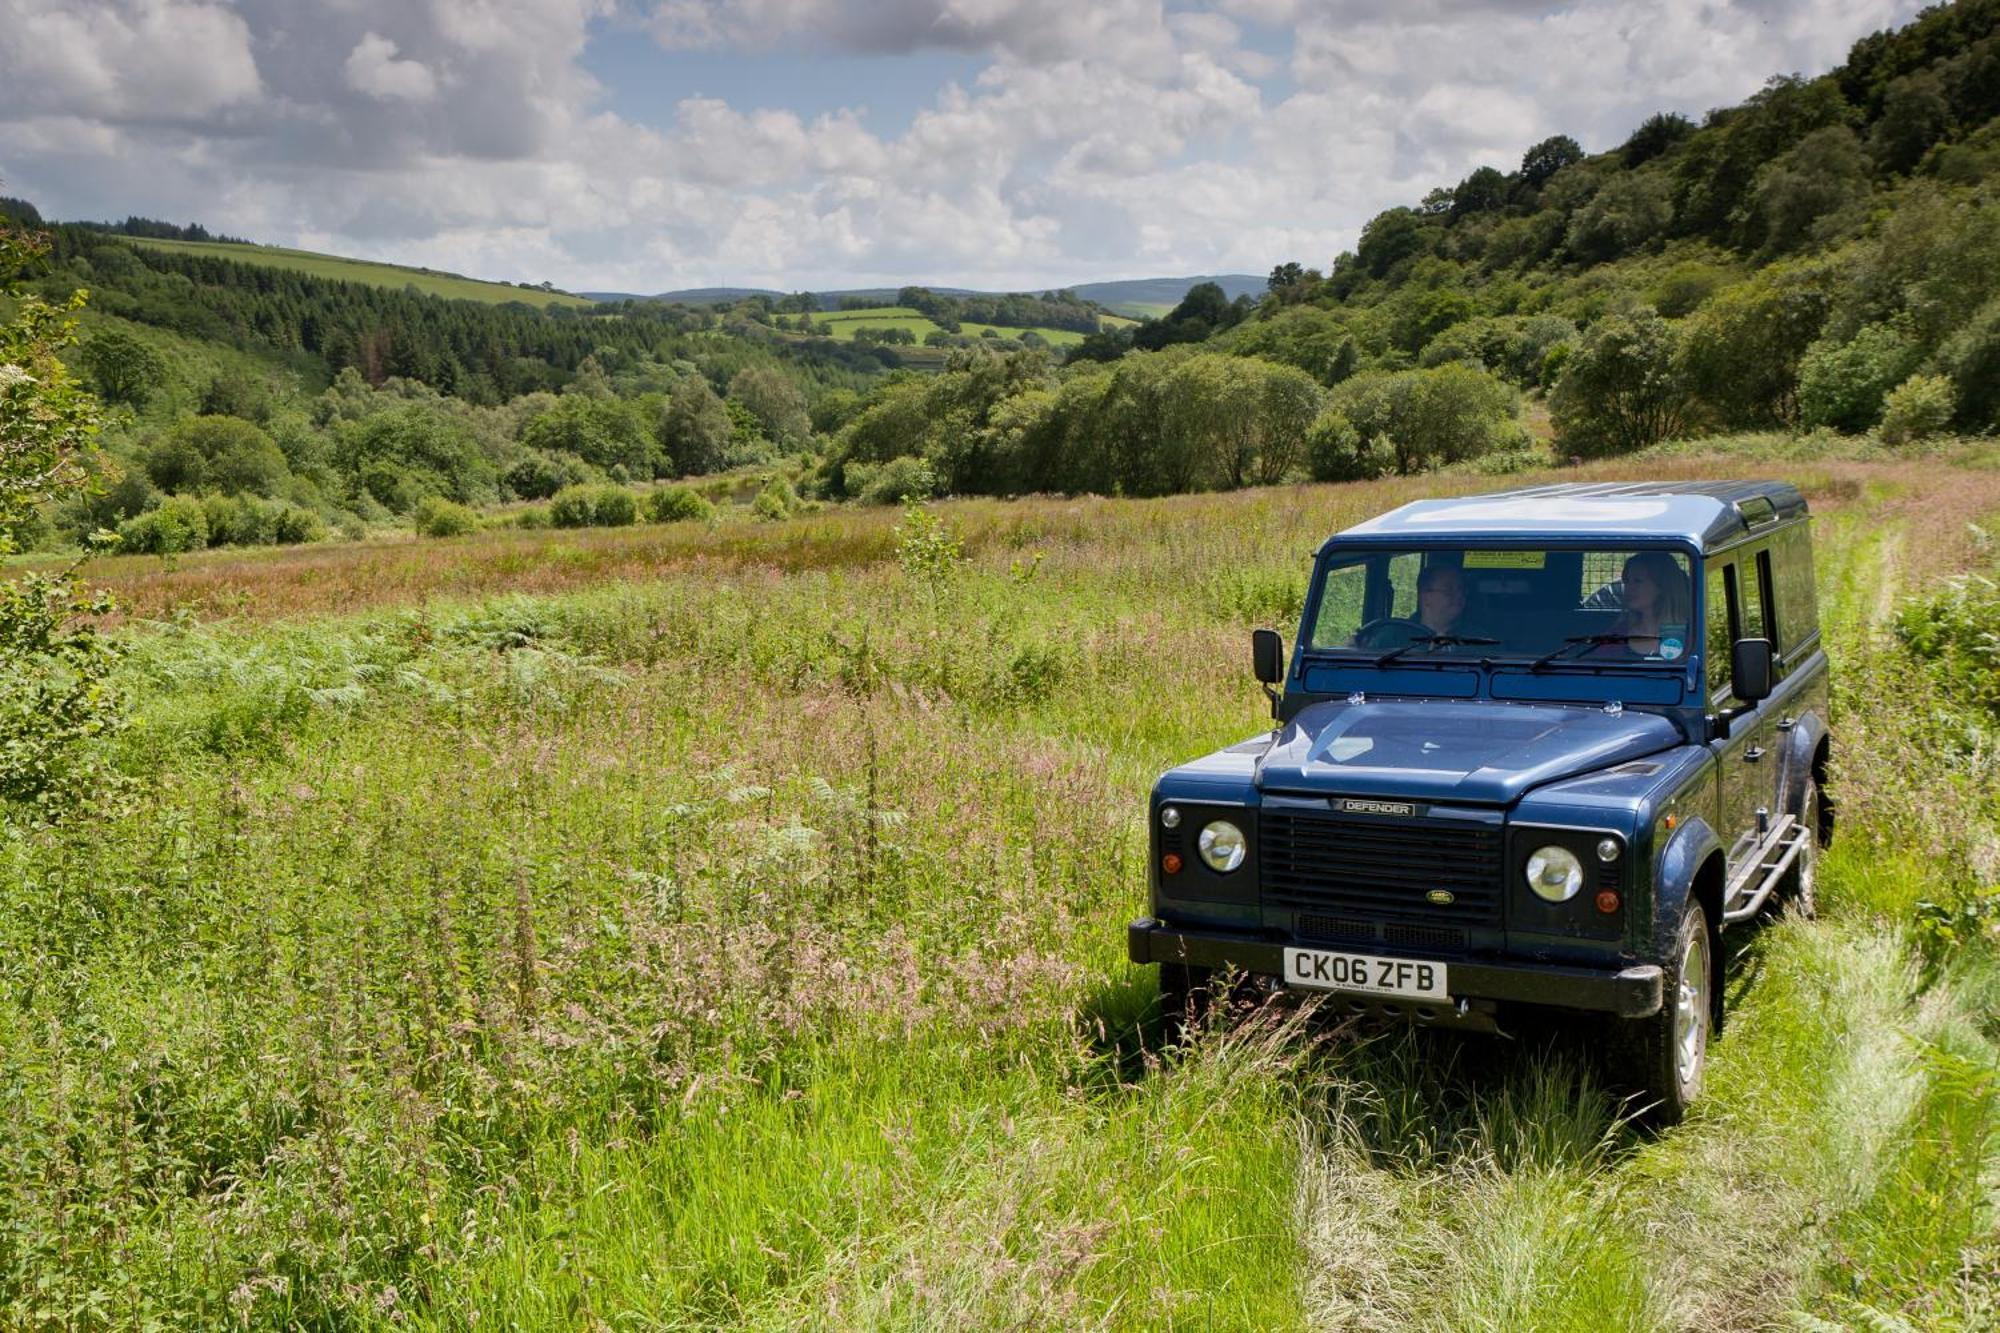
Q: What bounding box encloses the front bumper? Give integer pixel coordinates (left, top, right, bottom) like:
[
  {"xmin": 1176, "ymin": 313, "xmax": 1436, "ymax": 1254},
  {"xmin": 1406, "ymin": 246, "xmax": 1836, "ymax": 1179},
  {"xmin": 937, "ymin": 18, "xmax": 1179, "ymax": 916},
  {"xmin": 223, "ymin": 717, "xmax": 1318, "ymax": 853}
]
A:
[{"xmin": 1128, "ymin": 918, "xmax": 1663, "ymax": 1018}]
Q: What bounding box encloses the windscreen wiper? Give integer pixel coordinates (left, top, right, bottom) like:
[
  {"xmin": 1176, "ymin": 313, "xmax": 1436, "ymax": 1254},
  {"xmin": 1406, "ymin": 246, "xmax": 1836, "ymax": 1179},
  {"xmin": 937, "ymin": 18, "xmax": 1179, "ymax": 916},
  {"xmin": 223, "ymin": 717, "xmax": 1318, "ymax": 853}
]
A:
[
  {"xmin": 1375, "ymin": 633, "xmax": 1500, "ymax": 667},
  {"xmin": 1531, "ymin": 633, "xmax": 1636, "ymax": 670}
]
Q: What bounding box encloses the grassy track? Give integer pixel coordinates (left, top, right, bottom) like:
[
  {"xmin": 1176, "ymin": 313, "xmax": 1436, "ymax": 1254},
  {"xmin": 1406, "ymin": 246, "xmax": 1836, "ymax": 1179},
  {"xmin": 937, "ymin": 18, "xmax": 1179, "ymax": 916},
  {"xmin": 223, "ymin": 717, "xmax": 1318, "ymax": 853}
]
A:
[
  {"xmin": 124, "ymin": 237, "xmax": 594, "ymax": 308},
  {"xmin": 2, "ymin": 452, "xmax": 1996, "ymax": 1327}
]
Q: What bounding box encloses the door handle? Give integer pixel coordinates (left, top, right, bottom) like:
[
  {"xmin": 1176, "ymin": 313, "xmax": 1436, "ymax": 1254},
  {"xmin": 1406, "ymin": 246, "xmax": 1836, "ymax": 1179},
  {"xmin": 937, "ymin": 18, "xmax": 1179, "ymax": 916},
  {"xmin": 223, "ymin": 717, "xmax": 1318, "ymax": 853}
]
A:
[{"xmin": 1744, "ymin": 746, "xmax": 1766, "ymax": 762}]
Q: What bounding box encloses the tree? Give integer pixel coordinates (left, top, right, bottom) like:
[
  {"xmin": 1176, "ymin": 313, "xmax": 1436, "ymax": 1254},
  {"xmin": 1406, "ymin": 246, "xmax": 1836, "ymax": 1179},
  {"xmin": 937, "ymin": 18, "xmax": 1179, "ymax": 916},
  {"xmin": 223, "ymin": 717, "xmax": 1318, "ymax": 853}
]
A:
[
  {"xmin": 1450, "ymin": 166, "xmax": 1511, "ymax": 219},
  {"xmin": 1620, "ymin": 113, "xmax": 1693, "ymax": 168},
  {"xmin": 1520, "ymin": 135, "xmax": 1585, "ymax": 189},
  {"xmin": 0, "ymin": 218, "xmax": 125, "ymax": 818},
  {"xmin": 1679, "ymin": 264, "xmax": 1832, "ymax": 426},
  {"xmin": 1749, "ymin": 125, "xmax": 1870, "ymax": 254},
  {"xmin": 1268, "ymin": 262, "xmax": 1306, "ymax": 293},
  {"xmin": 1564, "ymin": 171, "xmax": 1673, "ymax": 263},
  {"xmin": 1332, "ymin": 364, "xmax": 1520, "ymax": 475},
  {"xmin": 1355, "ymin": 208, "xmax": 1431, "ymax": 277},
  {"xmin": 728, "ymin": 366, "xmax": 811, "ymax": 447},
  {"xmin": 1870, "ymin": 69, "xmax": 1952, "ymax": 175},
  {"xmin": 661, "ymin": 376, "xmax": 732, "ymax": 477},
  {"xmin": 78, "ymin": 330, "xmax": 167, "ymax": 409},
  {"xmin": 1549, "ymin": 312, "xmax": 1691, "ymax": 456}
]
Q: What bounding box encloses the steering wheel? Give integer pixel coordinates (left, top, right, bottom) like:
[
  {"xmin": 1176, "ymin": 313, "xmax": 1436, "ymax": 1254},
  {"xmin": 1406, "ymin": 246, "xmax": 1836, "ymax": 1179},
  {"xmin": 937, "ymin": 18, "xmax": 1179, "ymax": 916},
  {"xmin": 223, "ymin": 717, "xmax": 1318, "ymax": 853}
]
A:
[{"xmin": 1352, "ymin": 617, "xmax": 1432, "ymax": 650}]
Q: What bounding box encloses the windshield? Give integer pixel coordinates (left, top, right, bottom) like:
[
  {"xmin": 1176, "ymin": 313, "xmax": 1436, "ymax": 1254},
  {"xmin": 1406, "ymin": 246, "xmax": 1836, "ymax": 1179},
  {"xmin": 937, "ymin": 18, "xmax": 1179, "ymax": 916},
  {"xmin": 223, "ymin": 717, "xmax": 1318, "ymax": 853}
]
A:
[{"xmin": 1307, "ymin": 546, "xmax": 1696, "ymax": 665}]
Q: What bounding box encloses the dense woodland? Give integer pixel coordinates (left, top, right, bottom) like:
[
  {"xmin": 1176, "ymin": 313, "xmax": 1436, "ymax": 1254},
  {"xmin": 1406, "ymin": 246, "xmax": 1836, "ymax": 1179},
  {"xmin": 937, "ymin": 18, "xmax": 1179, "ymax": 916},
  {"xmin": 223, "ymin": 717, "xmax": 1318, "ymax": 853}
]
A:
[{"xmin": 2, "ymin": 0, "xmax": 1997, "ymax": 556}]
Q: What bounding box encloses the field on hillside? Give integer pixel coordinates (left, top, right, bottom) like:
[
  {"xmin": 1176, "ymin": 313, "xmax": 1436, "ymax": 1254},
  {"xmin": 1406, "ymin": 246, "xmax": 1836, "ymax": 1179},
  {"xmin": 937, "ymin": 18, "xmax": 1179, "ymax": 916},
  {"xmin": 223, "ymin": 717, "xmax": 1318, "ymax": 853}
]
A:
[
  {"xmin": 1107, "ymin": 300, "xmax": 1175, "ymax": 319},
  {"xmin": 126, "ymin": 237, "xmax": 595, "ymax": 308},
  {"xmin": 813, "ymin": 305, "xmax": 1092, "ymax": 346},
  {"xmin": 3, "ymin": 453, "xmax": 1997, "ymax": 1328}
]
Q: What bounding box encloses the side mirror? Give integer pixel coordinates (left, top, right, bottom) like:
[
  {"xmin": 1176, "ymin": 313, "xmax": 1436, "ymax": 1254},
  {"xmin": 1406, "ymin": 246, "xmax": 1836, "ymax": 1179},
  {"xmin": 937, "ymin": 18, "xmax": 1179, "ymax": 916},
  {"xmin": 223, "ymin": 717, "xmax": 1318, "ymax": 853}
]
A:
[
  {"xmin": 1252, "ymin": 628, "xmax": 1284, "ymax": 686},
  {"xmin": 1731, "ymin": 637, "xmax": 1774, "ymax": 704}
]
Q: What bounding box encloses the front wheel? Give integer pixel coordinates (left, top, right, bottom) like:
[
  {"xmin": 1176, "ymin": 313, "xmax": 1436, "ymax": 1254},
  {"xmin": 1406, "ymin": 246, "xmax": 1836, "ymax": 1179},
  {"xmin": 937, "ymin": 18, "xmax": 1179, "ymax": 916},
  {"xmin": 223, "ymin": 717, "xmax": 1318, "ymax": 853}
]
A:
[
  {"xmin": 1609, "ymin": 899, "xmax": 1714, "ymax": 1126},
  {"xmin": 1783, "ymin": 774, "xmax": 1822, "ymax": 919},
  {"xmin": 1159, "ymin": 962, "xmax": 1214, "ymax": 1043}
]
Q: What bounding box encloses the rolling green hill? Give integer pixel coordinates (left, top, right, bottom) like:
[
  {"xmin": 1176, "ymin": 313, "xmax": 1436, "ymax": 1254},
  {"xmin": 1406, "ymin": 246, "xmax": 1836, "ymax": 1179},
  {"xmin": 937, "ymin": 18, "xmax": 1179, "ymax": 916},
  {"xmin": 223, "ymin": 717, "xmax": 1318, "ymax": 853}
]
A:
[
  {"xmin": 810, "ymin": 305, "xmax": 1092, "ymax": 347},
  {"xmin": 126, "ymin": 237, "xmax": 593, "ymax": 308}
]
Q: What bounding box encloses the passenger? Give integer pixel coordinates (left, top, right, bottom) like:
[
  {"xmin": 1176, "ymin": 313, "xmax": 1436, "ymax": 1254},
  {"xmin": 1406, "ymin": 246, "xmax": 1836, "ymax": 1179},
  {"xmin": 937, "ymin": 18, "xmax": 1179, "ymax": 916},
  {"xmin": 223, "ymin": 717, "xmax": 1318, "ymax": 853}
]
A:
[{"xmin": 1601, "ymin": 551, "xmax": 1690, "ymax": 657}]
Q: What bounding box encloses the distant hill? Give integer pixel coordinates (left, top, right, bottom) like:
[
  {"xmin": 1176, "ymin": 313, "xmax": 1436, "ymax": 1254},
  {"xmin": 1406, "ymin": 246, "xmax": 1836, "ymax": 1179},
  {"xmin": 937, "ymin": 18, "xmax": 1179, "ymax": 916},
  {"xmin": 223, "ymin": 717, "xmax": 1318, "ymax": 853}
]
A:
[
  {"xmin": 588, "ymin": 276, "xmax": 1266, "ymax": 315},
  {"xmin": 121, "ymin": 237, "xmax": 593, "ymax": 309},
  {"xmin": 1068, "ymin": 275, "xmax": 1265, "ymax": 316}
]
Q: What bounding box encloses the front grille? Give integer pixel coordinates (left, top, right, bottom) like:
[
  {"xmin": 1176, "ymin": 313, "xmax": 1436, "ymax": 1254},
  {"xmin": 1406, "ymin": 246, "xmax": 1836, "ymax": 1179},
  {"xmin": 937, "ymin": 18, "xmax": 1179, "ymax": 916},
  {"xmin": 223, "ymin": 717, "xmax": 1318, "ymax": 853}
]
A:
[
  {"xmin": 1263, "ymin": 806, "xmax": 1504, "ymax": 927},
  {"xmin": 1384, "ymin": 922, "xmax": 1469, "ymax": 951},
  {"xmin": 1295, "ymin": 913, "xmax": 1374, "ymax": 943}
]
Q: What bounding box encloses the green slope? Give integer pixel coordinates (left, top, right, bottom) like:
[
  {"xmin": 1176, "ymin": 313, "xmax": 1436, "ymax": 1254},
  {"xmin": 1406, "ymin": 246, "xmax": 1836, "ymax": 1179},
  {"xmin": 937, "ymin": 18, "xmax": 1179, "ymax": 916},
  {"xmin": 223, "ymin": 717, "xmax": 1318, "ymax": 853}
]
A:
[{"xmin": 126, "ymin": 237, "xmax": 593, "ymax": 308}]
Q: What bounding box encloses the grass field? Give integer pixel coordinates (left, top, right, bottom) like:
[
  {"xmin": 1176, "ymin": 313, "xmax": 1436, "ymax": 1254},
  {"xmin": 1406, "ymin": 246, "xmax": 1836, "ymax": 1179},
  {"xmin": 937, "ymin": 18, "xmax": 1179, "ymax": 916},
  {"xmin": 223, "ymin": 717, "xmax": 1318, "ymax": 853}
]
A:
[
  {"xmin": 1108, "ymin": 300, "xmax": 1175, "ymax": 319},
  {"xmin": 4, "ymin": 451, "xmax": 1997, "ymax": 1327},
  {"xmin": 811, "ymin": 305, "xmax": 1094, "ymax": 347},
  {"xmin": 125, "ymin": 237, "xmax": 595, "ymax": 308}
]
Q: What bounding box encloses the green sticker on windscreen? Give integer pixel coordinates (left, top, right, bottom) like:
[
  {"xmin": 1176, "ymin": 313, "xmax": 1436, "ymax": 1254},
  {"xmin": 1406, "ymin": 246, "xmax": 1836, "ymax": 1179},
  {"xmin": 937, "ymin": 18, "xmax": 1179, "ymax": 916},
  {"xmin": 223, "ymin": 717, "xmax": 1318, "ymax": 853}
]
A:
[{"xmin": 1463, "ymin": 550, "xmax": 1546, "ymax": 569}]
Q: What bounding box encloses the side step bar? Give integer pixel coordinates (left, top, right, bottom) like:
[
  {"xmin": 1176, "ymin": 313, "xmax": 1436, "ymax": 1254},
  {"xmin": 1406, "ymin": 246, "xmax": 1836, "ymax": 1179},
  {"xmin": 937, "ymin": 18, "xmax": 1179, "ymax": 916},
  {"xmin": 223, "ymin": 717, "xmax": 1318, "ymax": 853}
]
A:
[{"xmin": 1722, "ymin": 814, "xmax": 1807, "ymax": 924}]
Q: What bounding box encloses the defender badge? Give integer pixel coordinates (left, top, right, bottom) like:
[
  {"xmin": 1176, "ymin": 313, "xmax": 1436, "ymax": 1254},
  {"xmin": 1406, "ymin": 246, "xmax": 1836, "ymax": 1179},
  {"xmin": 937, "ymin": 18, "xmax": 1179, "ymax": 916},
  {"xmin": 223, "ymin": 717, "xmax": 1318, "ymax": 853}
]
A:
[
  {"xmin": 1426, "ymin": 890, "xmax": 1456, "ymax": 905},
  {"xmin": 1338, "ymin": 798, "xmax": 1414, "ymax": 817}
]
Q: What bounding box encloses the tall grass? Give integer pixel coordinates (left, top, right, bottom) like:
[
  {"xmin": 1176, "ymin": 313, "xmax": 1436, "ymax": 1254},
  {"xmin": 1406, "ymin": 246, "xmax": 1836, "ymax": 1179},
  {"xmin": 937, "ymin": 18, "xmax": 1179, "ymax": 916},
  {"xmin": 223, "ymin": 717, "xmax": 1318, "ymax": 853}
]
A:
[{"xmin": 0, "ymin": 452, "xmax": 1995, "ymax": 1327}]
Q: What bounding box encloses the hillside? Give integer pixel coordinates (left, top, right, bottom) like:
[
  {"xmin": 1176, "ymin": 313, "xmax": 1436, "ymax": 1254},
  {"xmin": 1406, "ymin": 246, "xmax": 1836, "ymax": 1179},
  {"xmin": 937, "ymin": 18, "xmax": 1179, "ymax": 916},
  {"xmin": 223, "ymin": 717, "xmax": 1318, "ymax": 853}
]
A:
[{"xmin": 126, "ymin": 236, "xmax": 594, "ymax": 308}]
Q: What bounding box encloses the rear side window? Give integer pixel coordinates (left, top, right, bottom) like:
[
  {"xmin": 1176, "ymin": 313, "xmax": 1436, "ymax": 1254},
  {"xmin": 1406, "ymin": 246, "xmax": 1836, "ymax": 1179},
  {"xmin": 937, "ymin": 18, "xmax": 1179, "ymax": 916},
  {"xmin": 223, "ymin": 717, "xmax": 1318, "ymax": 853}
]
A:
[
  {"xmin": 1705, "ymin": 562, "xmax": 1734, "ymax": 701},
  {"xmin": 1770, "ymin": 522, "xmax": 1819, "ymax": 657}
]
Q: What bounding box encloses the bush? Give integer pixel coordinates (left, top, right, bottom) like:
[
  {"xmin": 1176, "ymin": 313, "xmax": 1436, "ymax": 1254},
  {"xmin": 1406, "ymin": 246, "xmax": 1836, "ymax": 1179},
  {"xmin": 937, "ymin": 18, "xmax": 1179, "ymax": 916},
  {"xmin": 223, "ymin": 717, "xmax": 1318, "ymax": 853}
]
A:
[
  {"xmin": 855, "ymin": 456, "xmax": 936, "ymax": 506},
  {"xmin": 1330, "ymin": 364, "xmax": 1520, "ymax": 475},
  {"xmin": 1878, "ymin": 374, "xmax": 1956, "ymax": 445},
  {"xmin": 643, "ymin": 485, "xmax": 715, "ymax": 524},
  {"xmin": 1303, "ymin": 409, "xmax": 1371, "ymax": 481},
  {"xmin": 751, "ymin": 476, "xmax": 797, "ymax": 521},
  {"xmin": 116, "ymin": 495, "xmax": 209, "ymax": 554},
  {"xmin": 1798, "ymin": 324, "xmax": 1921, "ymax": 433},
  {"xmin": 414, "ymin": 496, "xmax": 479, "ymax": 537},
  {"xmin": 548, "ymin": 484, "xmax": 637, "ymax": 529},
  {"xmin": 506, "ymin": 450, "xmax": 600, "ymax": 500},
  {"xmin": 1549, "ymin": 313, "xmax": 1690, "ymax": 457},
  {"xmin": 1939, "ymin": 297, "xmax": 2000, "ymax": 432}
]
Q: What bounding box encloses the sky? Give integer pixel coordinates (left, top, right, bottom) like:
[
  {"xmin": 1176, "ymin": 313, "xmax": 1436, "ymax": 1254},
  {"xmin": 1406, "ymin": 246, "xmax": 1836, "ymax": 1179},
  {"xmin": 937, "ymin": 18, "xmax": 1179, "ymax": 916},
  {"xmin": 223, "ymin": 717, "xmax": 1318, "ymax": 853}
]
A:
[{"xmin": 0, "ymin": 0, "xmax": 1932, "ymax": 295}]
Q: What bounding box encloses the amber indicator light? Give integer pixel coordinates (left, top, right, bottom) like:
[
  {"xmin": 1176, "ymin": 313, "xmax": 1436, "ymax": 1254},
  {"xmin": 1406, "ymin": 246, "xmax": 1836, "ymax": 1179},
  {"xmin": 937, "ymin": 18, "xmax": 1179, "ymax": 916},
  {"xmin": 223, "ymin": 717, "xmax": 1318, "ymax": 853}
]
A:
[
  {"xmin": 1664, "ymin": 814, "xmax": 1677, "ymax": 829},
  {"xmin": 1162, "ymin": 853, "xmax": 1184, "ymax": 875},
  {"xmin": 1595, "ymin": 890, "xmax": 1621, "ymax": 914}
]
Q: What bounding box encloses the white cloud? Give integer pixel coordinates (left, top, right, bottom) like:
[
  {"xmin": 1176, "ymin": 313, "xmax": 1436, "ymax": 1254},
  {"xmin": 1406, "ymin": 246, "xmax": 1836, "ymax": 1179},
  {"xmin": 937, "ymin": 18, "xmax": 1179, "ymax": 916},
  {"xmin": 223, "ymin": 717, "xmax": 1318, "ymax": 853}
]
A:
[
  {"xmin": 0, "ymin": 0, "xmax": 1940, "ymax": 292},
  {"xmin": 344, "ymin": 32, "xmax": 440, "ymax": 102},
  {"xmin": 0, "ymin": 0, "xmax": 262, "ymax": 122}
]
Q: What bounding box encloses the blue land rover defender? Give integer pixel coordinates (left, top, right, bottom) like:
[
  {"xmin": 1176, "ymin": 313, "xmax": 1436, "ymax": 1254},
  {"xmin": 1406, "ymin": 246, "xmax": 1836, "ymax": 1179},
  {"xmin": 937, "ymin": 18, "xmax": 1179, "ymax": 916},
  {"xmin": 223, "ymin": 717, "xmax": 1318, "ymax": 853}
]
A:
[{"xmin": 1127, "ymin": 481, "xmax": 1832, "ymax": 1122}]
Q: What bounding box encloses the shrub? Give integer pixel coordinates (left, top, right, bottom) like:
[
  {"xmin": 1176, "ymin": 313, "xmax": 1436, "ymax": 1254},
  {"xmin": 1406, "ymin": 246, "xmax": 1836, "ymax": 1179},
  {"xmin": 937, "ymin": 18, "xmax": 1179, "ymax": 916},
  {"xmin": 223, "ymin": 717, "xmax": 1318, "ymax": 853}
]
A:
[
  {"xmin": 1303, "ymin": 409, "xmax": 1371, "ymax": 481},
  {"xmin": 506, "ymin": 450, "xmax": 600, "ymax": 500},
  {"xmin": 1549, "ymin": 313, "xmax": 1690, "ymax": 457},
  {"xmin": 644, "ymin": 486, "xmax": 715, "ymax": 524},
  {"xmin": 1798, "ymin": 324, "xmax": 1921, "ymax": 432},
  {"xmin": 856, "ymin": 456, "xmax": 936, "ymax": 506},
  {"xmin": 269, "ymin": 503, "xmax": 326, "ymax": 545},
  {"xmin": 1330, "ymin": 364, "xmax": 1520, "ymax": 475},
  {"xmin": 1878, "ymin": 374, "xmax": 1956, "ymax": 445},
  {"xmin": 117, "ymin": 495, "xmax": 209, "ymax": 554},
  {"xmin": 751, "ymin": 477, "xmax": 797, "ymax": 521},
  {"xmin": 414, "ymin": 495, "xmax": 479, "ymax": 537},
  {"xmin": 548, "ymin": 484, "xmax": 637, "ymax": 529},
  {"xmin": 1939, "ymin": 297, "xmax": 2000, "ymax": 432}
]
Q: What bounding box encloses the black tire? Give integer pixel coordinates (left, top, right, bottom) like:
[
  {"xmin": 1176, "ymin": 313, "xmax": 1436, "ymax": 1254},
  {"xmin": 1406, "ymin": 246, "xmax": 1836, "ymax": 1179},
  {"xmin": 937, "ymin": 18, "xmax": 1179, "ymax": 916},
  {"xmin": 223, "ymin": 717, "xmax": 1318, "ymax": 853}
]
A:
[
  {"xmin": 1608, "ymin": 899, "xmax": 1714, "ymax": 1127},
  {"xmin": 1159, "ymin": 962, "xmax": 1214, "ymax": 1043},
  {"xmin": 1783, "ymin": 773, "xmax": 1822, "ymax": 919}
]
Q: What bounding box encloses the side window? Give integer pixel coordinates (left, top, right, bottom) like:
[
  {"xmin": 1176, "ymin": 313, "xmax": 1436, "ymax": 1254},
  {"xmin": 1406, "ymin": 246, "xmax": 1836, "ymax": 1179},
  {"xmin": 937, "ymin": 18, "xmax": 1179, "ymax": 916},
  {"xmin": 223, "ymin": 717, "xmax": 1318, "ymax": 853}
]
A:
[
  {"xmin": 1771, "ymin": 522, "xmax": 1819, "ymax": 656},
  {"xmin": 1737, "ymin": 550, "xmax": 1765, "ymax": 641},
  {"xmin": 1310, "ymin": 561, "xmax": 1367, "ymax": 649},
  {"xmin": 1705, "ymin": 562, "xmax": 1735, "ymax": 701},
  {"xmin": 1754, "ymin": 548, "xmax": 1776, "ymax": 646}
]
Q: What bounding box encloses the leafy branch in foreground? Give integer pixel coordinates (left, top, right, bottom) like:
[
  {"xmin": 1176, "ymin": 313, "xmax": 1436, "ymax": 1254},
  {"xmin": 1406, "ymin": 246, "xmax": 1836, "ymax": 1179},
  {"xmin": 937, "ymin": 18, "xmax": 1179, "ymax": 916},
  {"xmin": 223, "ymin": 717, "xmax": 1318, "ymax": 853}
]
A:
[{"xmin": 0, "ymin": 217, "xmax": 126, "ymax": 823}]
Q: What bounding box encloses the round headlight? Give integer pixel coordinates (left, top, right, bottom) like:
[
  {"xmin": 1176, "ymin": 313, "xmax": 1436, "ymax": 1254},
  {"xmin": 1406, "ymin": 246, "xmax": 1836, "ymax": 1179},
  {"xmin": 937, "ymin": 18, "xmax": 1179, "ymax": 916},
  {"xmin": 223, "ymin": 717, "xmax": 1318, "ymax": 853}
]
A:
[
  {"xmin": 1160, "ymin": 805, "xmax": 1182, "ymax": 829},
  {"xmin": 1197, "ymin": 820, "xmax": 1246, "ymax": 873},
  {"xmin": 1526, "ymin": 845, "xmax": 1584, "ymax": 903}
]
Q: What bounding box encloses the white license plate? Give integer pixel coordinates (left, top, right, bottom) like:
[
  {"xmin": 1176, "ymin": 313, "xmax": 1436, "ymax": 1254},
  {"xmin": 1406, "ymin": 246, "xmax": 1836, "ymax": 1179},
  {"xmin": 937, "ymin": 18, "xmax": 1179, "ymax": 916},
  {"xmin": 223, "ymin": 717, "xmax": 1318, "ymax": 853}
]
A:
[{"xmin": 1282, "ymin": 947, "xmax": 1449, "ymax": 1001}]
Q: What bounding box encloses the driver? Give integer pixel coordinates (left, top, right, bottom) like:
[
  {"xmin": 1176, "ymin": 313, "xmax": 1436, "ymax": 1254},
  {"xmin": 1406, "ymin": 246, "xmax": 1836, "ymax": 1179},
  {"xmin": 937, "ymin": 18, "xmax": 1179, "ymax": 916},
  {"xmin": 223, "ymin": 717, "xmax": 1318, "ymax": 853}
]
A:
[{"xmin": 1416, "ymin": 563, "xmax": 1466, "ymax": 636}]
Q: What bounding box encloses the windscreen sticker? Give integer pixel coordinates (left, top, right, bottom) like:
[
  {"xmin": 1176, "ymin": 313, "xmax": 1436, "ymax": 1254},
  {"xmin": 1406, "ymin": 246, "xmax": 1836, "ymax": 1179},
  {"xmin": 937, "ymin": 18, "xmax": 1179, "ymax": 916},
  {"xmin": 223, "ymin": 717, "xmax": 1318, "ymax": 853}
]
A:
[
  {"xmin": 1658, "ymin": 637, "xmax": 1685, "ymax": 661},
  {"xmin": 1462, "ymin": 550, "xmax": 1546, "ymax": 569}
]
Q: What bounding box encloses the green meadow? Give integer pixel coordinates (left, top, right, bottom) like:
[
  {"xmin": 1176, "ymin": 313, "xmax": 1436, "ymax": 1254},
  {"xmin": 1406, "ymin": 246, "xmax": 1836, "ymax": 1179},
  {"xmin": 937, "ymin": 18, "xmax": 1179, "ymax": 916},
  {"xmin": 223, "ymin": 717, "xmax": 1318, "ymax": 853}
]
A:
[
  {"xmin": 1, "ymin": 450, "xmax": 1996, "ymax": 1328},
  {"xmin": 812, "ymin": 305, "xmax": 1094, "ymax": 347},
  {"xmin": 125, "ymin": 237, "xmax": 595, "ymax": 308}
]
